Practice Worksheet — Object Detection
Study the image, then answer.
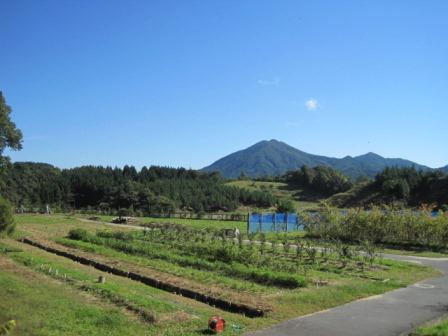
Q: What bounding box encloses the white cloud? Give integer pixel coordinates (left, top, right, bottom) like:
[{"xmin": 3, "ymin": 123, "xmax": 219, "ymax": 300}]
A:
[
  {"xmin": 257, "ymin": 77, "xmax": 280, "ymax": 86},
  {"xmin": 305, "ymin": 98, "xmax": 318, "ymax": 110}
]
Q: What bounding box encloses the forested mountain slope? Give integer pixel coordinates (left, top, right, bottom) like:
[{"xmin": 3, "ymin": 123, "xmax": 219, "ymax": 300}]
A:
[{"xmin": 202, "ymin": 139, "xmax": 430, "ymax": 179}]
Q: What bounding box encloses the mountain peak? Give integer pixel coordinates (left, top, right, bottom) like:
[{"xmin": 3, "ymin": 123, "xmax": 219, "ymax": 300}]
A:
[
  {"xmin": 356, "ymin": 152, "xmax": 383, "ymax": 159},
  {"xmin": 256, "ymin": 139, "xmax": 283, "ymax": 145},
  {"xmin": 202, "ymin": 140, "xmax": 430, "ymax": 179}
]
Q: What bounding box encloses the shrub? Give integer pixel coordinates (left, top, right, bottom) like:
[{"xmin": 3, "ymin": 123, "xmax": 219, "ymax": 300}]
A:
[
  {"xmin": 0, "ymin": 196, "xmax": 15, "ymax": 237},
  {"xmin": 68, "ymin": 228, "xmax": 89, "ymax": 241},
  {"xmin": 277, "ymin": 199, "xmax": 296, "ymax": 213},
  {"xmin": 306, "ymin": 205, "xmax": 448, "ymax": 249}
]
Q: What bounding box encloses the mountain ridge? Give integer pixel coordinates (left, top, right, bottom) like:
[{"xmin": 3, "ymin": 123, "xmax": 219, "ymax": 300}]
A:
[{"xmin": 202, "ymin": 140, "xmax": 434, "ymax": 179}]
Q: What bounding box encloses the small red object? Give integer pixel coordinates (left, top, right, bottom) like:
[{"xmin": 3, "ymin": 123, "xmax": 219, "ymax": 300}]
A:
[{"xmin": 208, "ymin": 315, "xmax": 226, "ymax": 333}]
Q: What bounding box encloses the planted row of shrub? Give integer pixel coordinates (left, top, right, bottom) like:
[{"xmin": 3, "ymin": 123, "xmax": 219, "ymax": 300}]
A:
[{"xmin": 68, "ymin": 229, "xmax": 307, "ymax": 288}]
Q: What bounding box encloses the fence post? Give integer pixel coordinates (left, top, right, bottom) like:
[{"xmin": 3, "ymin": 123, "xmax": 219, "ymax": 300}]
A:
[
  {"xmin": 285, "ymin": 213, "xmax": 288, "ymax": 232},
  {"xmin": 273, "ymin": 213, "xmax": 276, "ymax": 232},
  {"xmin": 259, "ymin": 213, "xmax": 262, "ymax": 233},
  {"xmin": 247, "ymin": 213, "xmax": 250, "ymax": 233}
]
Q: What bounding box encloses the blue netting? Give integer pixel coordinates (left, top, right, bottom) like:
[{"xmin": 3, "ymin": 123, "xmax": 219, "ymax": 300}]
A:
[{"xmin": 248, "ymin": 212, "xmax": 304, "ymax": 233}]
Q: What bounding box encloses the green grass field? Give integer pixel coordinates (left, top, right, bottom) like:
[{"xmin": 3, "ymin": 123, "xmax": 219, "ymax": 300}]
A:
[{"xmin": 0, "ymin": 214, "xmax": 442, "ymax": 335}]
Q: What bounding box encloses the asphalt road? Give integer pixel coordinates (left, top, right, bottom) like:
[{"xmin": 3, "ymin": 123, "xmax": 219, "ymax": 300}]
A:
[{"xmin": 246, "ymin": 254, "xmax": 448, "ymax": 336}]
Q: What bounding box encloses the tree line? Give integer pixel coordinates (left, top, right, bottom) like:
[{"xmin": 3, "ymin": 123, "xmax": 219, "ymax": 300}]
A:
[
  {"xmin": 327, "ymin": 166, "xmax": 448, "ymax": 209},
  {"xmin": 0, "ymin": 162, "xmax": 277, "ymax": 214},
  {"xmin": 277, "ymin": 164, "xmax": 448, "ymax": 208},
  {"xmin": 374, "ymin": 166, "xmax": 448, "ymax": 207}
]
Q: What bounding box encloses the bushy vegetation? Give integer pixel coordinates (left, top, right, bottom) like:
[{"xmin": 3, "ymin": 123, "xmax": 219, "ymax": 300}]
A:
[
  {"xmin": 0, "ymin": 163, "xmax": 277, "ymax": 213},
  {"xmin": 305, "ymin": 204, "xmax": 448, "ymax": 250}
]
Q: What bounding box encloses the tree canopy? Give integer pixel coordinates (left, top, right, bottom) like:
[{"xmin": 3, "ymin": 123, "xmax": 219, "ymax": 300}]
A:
[
  {"xmin": 0, "ymin": 91, "xmax": 22, "ymax": 236},
  {"xmin": 0, "ymin": 91, "xmax": 23, "ymax": 171}
]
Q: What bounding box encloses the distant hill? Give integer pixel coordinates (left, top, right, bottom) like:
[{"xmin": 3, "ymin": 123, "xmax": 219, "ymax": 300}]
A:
[
  {"xmin": 441, "ymin": 165, "xmax": 448, "ymax": 173},
  {"xmin": 202, "ymin": 140, "xmax": 431, "ymax": 179}
]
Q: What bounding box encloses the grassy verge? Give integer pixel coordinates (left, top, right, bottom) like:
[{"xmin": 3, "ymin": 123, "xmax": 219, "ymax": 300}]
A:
[
  {"xmin": 382, "ymin": 248, "xmax": 448, "ymax": 259},
  {"xmin": 413, "ymin": 318, "xmax": 448, "ymax": 336}
]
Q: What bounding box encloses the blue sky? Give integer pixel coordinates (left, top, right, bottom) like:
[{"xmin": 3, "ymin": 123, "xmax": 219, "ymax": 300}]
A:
[{"xmin": 1, "ymin": 0, "xmax": 447, "ymax": 169}]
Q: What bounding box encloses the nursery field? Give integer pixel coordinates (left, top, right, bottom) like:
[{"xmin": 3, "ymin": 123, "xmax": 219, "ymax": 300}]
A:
[{"xmin": 0, "ymin": 214, "xmax": 440, "ymax": 335}]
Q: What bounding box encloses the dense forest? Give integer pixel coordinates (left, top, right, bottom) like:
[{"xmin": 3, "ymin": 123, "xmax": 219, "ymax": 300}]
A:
[
  {"xmin": 0, "ymin": 162, "xmax": 277, "ymax": 214},
  {"xmin": 328, "ymin": 167, "xmax": 448, "ymax": 209}
]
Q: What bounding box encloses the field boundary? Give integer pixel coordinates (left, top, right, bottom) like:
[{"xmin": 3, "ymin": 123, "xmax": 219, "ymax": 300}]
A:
[{"xmin": 20, "ymin": 238, "xmax": 265, "ymax": 318}]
